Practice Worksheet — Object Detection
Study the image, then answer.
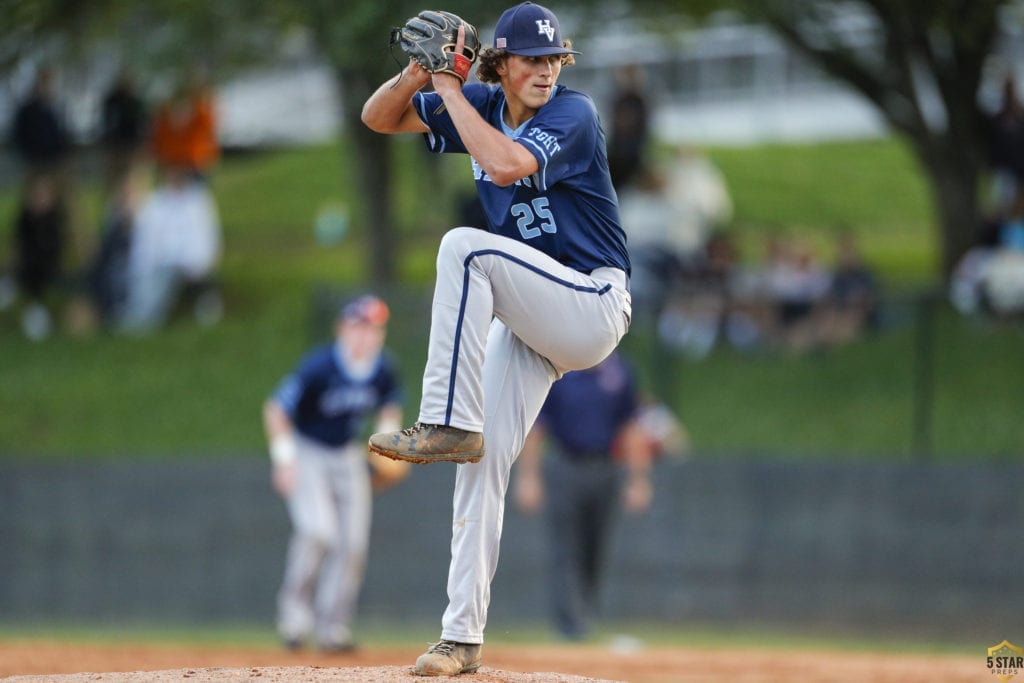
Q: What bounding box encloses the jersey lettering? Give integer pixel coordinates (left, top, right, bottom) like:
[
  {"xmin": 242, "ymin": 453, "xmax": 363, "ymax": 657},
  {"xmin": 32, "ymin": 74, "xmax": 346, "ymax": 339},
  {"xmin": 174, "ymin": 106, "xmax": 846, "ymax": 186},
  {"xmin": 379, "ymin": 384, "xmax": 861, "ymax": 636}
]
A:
[
  {"xmin": 319, "ymin": 385, "xmax": 377, "ymax": 417},
  {"xmin": 526, "ymin": 128, "xmax": 562, "ymax": 156},
  {"xmin": 471, "ymin": 157, "xmax": 534, "ymax": 188},
  {"xmin": 512, "ymin": 197, "xmax": 557, "ymax": 240}
]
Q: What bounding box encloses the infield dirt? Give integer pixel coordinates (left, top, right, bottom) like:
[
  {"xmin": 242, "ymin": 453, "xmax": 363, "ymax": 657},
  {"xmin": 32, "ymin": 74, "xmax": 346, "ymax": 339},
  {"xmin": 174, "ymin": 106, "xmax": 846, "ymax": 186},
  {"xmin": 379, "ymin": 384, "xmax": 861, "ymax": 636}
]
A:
[{"xmin": 0, "ymin": 639, "xmax": 984, "ymax": 682}]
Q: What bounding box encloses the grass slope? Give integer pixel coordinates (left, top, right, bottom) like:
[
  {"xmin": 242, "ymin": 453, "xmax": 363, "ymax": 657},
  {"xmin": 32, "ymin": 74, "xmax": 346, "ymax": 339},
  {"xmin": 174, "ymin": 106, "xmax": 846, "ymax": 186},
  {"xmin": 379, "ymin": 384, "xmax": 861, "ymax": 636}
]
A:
[{"xmin": 0, "ymin": 138, "xmax": 1020, "ymax": 459}]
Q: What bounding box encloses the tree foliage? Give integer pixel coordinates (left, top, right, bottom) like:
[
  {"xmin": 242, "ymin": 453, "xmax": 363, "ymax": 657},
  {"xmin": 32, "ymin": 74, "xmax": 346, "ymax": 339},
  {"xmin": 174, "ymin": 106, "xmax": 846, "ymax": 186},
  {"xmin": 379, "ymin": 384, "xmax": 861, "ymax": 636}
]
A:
[
  {"xmin": 288, "ymin": 0, "xmax": 508, "ymax": 281},
  {"xmin": 0, "ymin": 0, "xmax": 289, "ymax": 79},
  {"xmin": 738, "ymin": 0, "xmax": 1012, "ymax": 276},
  {"xmin": 3, "ymin": 0, "xmax": 1016, "ymax": 279}
]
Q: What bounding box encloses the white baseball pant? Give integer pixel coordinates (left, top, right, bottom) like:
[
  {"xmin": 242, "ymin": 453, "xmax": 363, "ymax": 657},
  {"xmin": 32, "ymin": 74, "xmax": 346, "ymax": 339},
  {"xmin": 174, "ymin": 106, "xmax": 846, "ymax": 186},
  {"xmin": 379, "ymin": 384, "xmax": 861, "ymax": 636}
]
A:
[
  {"xmin": 277, "ymin": 439, "xmax": 371, "ymax": 646},
  {"xmin": 416, "ymin": 227, "xmax": 631, "ymax": 644}
]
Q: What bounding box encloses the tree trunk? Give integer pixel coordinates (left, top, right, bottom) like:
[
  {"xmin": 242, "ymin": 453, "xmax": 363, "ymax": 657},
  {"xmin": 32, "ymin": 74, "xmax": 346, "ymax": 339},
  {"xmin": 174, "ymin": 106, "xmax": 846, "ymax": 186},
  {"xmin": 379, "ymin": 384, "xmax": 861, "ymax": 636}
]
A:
[
  {"xmin": 934, "ymin": 166, "xmax": 981, "ymax": 280},
  {"xmin": 919, "ymin": 147, "xmax": 983, "ymax": 281},
  {"xmin": 340, "ymin": 73, "xmax": 397, "ymax": 284}
]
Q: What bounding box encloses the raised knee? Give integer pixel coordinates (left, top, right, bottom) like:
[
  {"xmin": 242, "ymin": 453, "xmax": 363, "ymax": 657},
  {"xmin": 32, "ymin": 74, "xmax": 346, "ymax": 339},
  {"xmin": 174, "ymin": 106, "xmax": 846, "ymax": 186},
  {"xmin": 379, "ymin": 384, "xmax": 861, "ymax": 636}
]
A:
[{"xmin": 438, "ymin": 227, "xmax": 478, "ymax": 262}]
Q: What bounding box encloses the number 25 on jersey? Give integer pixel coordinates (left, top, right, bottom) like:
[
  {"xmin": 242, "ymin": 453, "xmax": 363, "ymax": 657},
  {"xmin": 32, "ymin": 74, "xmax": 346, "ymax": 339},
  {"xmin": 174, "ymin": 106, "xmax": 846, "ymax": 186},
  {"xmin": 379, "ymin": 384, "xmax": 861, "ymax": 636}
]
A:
[{"xmin": 512, "ymin": 197, "xmax": 557, "ymax": 239}]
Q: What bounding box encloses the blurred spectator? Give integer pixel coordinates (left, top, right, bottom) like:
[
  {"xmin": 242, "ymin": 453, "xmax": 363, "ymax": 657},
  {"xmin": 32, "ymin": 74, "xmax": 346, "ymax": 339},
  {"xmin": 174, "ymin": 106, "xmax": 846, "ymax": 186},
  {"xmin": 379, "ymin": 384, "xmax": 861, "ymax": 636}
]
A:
[
  {"xmin": 950, "ymin": 228, "xmax": 1000, "ymax": 317},
  {"xmin": 7, "ymin": 173, "xmax": 67, "ymax": 340},
  {"xmin": 658, "ymin": 231, "xmax": 883, "ymax": 357},
  {"xmin": 10, "ymin": 66, "xmax": 72, "ymax": 181},
  {"xmin": 618, "ymin": 168, "xmax": 683, "ymax": 319},
  {"xmin": 606, "ymin": 64, "xmax": 650, "ymax": 192},
  {"xmin": 657, "ymin": 230, "xmax": 761, "ymax": 357},
  {"xmin": 151, "ymin": 68, "xmax": 219, "ymax": 181},
  {"xmin": 619, "ymin": 148, "xmax": 733, "ymax": 322},
  {"xmin": 117, "ymin": 165, "xmax": 222, "ymax": 333},
  {"xmin": 514, "ymin": 351, "xmax": 671, "ymax": 641},
  {"xmin": 264, "ymin": 294, "xmax": 406, "ymax": 652},
  {"xmin": 952, "ymin": 190, "xmax": 1024, "ymax": 318},
  {"xmin": 100, "ymin": 71, "xmax": 148, "ymax": 194},
  {"xmin": 816, "ymin": 231, "xmax": 881, "ymax": 347},
  {"xmin": 762, "ymin": 237, "xmax": 831, "ymax": 351},
  {"xmin": 663, "ymin": 146, "xmax": 733, "ymax": 256},
  {"xmin": 9, "ymin": 65, "xmax": 93, "ymax": 294},
  {"xmin": 979, "ymin": 249, "xmax": 1024, "ymax": 317},
  {"xmin": 87, "ymin": 167, "xmax": 149, "ymax": 326},
  {"xmin": 985, "ymin": 74, "xmax": 1024, "ymax": 216}
]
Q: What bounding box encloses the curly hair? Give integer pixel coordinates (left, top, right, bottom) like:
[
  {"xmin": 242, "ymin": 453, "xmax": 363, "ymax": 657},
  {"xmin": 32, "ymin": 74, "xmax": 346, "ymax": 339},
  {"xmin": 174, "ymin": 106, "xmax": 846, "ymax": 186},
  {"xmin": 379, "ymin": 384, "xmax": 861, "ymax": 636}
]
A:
[{"xmin": 475, "ymin": 40, "xmax": 576, "ymax": 84}]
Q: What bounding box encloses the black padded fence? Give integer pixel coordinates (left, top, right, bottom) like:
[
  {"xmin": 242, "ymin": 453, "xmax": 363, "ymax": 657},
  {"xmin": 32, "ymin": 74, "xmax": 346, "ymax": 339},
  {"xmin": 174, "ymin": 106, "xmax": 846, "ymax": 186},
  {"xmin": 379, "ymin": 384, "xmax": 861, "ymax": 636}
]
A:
[{"xmin": 1, "ymin": 456, "xmax": 1021, "ymax": 642}]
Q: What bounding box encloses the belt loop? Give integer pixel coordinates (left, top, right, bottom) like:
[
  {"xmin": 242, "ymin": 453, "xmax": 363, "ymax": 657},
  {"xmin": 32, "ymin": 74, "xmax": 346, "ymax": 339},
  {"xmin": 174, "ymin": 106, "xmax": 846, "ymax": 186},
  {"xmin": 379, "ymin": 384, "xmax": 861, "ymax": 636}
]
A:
[{"xmin": 590, "ymin": 266, "xmax": 628, "ymax": 292}]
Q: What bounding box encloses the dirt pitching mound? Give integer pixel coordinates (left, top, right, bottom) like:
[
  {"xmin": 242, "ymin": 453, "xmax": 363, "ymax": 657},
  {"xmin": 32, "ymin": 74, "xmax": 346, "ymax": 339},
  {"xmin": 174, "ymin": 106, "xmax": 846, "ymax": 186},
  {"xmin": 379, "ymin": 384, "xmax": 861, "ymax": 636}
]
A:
[
  {"xmin": 2, "ymin": 665, "xmax": 618, "ymax": 683},
  {"xmin": 0, "ymin": 639, "xmax": 985, "ymax": 683}
]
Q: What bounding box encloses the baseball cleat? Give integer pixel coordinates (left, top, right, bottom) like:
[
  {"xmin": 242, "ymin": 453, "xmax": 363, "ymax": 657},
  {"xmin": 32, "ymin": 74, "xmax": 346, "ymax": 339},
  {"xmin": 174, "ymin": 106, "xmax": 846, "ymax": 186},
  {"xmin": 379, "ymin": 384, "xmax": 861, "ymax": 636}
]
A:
[
  {"xmin": 319, "ymin": 640, "xmax": 358, "ymax": 654},
  {"xmin": 282, "ymin": 638, "xmax": 303, "ymax": 652},
  {"xmin": 412, "ymin": 640, "xmax": 482, "ymax": 676},
  {"xmin": 369, "ymin": 423, "xmax": 484, "ymax": 464}
]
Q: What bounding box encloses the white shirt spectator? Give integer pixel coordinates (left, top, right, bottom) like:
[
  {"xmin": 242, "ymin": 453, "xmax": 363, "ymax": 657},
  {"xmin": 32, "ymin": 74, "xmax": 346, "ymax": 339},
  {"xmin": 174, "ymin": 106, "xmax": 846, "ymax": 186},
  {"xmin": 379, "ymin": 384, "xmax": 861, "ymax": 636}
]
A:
[{"xmin": 130, "ymin": 178, "xmax": 221, "ymax": 281}]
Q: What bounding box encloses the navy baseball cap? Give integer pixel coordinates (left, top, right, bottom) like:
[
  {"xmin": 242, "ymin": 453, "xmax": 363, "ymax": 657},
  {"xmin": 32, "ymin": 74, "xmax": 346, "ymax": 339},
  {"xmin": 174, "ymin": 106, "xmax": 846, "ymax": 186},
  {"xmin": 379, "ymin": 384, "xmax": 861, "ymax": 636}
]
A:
[
  {"xmin": 493, "ymin": 2, "xmax": 581, "ymax": 57},
  {"xmin": 340, "ymin": 295, "xmax": 389, "ymax": 326}
]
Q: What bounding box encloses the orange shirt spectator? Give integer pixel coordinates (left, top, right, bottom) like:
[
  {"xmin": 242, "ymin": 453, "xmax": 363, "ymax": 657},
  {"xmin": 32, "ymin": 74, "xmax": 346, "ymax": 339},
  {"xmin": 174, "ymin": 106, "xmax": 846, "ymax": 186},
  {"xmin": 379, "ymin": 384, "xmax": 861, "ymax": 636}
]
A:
[{"xmin": 151, "ymin": 88, "xmax": 218, "ymax": 176}]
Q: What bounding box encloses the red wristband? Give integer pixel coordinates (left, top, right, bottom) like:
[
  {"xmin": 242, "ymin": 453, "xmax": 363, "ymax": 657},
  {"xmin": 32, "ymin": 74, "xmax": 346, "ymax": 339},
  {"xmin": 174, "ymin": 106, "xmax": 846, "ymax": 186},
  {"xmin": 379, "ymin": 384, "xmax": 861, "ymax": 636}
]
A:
[{"xmin": 453, "ymin": 54, "xmax": 471, "ymax": 81}]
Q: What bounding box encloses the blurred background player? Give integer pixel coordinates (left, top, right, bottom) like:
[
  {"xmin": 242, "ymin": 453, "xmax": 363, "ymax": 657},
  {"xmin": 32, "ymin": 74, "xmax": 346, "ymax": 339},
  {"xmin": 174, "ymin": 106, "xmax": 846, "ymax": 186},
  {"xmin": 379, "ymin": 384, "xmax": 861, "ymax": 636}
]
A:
[
  {"xmin": 514, "ymin": 350, "xmax": 658, "ymax": 641},
  {"xmin": 262, "ymin": 294, "xmax": 407, "ymax": 652}
]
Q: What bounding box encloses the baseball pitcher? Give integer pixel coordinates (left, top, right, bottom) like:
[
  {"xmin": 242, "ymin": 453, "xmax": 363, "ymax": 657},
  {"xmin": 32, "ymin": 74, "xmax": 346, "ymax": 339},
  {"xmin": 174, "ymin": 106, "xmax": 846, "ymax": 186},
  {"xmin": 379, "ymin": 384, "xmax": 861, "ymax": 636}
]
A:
[{"xmin": 362, "ymin": 2, "xmax": 631, "ymax": 675}]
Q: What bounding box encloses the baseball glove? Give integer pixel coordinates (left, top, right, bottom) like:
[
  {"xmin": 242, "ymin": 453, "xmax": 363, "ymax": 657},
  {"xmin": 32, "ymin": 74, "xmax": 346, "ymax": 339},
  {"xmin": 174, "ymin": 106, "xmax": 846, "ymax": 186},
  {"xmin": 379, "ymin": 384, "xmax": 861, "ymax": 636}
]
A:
[
  {"xmin": 368, "ymin": 451, "xmax": 411, "ymax": 493},
  {"xmin": 392, "ymin": 10, "xmax": 480, "ymax": 83}
]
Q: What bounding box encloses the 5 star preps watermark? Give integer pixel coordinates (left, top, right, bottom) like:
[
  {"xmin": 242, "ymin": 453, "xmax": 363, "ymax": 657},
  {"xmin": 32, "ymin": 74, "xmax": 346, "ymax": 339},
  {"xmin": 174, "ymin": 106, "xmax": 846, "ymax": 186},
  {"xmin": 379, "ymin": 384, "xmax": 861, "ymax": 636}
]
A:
[{"xmin": 988, "ymin": 640, "xmax": 1024, "ymax": 681}]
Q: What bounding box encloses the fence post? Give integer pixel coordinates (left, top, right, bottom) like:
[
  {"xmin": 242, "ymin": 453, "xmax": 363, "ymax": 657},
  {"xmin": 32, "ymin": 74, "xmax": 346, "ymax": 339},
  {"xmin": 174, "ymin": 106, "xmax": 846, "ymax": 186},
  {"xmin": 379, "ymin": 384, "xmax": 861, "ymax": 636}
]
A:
[{"xmin": 911, "ymin": 289, "xmax": 937, "ymax": 459}]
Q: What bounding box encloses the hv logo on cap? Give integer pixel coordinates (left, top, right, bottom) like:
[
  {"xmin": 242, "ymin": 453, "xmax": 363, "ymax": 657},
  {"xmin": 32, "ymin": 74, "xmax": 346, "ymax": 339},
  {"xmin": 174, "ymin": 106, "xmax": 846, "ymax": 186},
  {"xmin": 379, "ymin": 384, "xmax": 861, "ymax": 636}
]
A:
[
  {"xmin": 536, "ymin": 20, "xmax": 555, "ymax": 41},
  {"xmin": 493, "ymin": 1, "xmax": 581, "ymax": 56}
]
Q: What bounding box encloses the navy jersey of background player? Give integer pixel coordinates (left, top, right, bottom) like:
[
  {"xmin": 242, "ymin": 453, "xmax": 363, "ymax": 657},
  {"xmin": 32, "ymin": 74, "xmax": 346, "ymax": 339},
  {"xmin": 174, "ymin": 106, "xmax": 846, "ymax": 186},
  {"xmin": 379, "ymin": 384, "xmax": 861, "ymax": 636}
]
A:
[
  {"xmin": 273, "ymin": 344, "xmax": 401, "ymax": 448},
  {"xmin": 538, "ymin": 352, "xmax": 638, "ymax": 455},
  {"xmin": 413, "ymin": 83, "xmax": 630, "ymax": 275}
]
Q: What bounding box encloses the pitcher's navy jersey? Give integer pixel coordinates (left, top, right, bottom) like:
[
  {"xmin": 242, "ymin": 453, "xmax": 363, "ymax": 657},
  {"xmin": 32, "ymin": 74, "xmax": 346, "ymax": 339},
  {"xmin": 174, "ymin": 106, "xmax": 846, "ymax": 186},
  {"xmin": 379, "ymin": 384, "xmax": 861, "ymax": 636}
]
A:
[
  {"xmin": 413, "ymin": 83, "xmax": 630, "ymax": 275},
  {"xmin": 273, "ymin": 344, "xmax": 401, "ymax": 448}
]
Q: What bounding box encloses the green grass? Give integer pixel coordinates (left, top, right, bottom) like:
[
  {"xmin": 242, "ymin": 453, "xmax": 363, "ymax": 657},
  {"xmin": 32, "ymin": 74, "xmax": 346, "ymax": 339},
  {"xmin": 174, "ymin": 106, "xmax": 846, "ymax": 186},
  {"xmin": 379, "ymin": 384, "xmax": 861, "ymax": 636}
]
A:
[
  {"xmin": 0, "ymin": 619, "xmax": 978, "ymax": 655},
  {"xmin": 0, "ymin": 137, "xmax": 1021, "ymax": 459},
  {"xmin": 622, "ymin": 308, "xmax": 1024, "ymax": 459}
]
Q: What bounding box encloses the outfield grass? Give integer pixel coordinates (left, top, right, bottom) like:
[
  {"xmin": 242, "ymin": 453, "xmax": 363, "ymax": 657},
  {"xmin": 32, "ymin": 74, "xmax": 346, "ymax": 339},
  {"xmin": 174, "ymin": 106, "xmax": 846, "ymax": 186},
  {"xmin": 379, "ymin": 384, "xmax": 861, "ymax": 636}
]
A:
[
  {"xmin": 0, "ymin": 137, "xmax": 1020, "ymax": 459},
  {"xmin": 622, "ymin": 309, "xmax": 1024, "ymax": 459},
  {"xmin": 0, "ymin": 618, "xmax": 978, "ymax": 655}
]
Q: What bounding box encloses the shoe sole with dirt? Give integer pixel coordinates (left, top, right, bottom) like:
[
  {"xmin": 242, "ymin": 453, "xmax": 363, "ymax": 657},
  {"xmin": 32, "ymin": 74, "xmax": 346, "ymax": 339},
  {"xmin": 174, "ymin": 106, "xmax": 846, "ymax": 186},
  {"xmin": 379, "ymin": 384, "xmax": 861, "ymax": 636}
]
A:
[{"xmin": 368, "ymin": 442, "xmax": 483, "ymax": 465}]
